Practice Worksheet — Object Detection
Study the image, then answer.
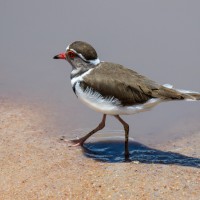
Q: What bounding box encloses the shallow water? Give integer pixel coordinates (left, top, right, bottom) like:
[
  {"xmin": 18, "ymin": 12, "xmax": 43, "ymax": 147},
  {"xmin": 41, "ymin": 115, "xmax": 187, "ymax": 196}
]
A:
[{"xmin": 0, "ymin": 1, "xmax": 200, "ymax": 147}]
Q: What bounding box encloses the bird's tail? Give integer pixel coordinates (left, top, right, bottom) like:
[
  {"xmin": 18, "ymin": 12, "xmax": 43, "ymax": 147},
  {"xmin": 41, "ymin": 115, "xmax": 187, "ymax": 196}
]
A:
[
  {"xmin": 162, "ymin": 84, "xmax": 200, "ymax": 101},
  {"xmin": 176, "ymin": 89, "xmax": 200, "ymax": 101}
]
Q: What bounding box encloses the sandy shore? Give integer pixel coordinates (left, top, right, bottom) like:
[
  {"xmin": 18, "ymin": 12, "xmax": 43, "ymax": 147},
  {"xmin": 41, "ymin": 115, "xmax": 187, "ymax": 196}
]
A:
[{"xmin": 0, "ymin": 98, "xmax": 199, "ymax": 200}]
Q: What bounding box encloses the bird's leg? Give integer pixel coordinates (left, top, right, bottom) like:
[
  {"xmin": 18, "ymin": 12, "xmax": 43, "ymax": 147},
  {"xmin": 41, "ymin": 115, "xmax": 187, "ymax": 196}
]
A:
[
  {"xmin": 115, "ymin": 115, "xmax": 130, "ymax": 159},
  {"xmin": 62, "ymin": 114, "xmax": 106, "ymax": 147}
]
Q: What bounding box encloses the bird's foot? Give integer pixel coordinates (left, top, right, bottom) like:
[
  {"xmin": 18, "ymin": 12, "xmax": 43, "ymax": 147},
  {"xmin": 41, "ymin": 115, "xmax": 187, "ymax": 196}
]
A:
[{"xmin": 59, "ymin": 136, "xmax": 84, "ymax": 147}]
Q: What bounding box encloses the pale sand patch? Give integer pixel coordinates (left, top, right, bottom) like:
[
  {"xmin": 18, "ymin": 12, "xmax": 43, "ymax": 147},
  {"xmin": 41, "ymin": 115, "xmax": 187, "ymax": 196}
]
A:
[{"xmin": 0, "ymin": 98, "xmax": 199, "ymax": 200}]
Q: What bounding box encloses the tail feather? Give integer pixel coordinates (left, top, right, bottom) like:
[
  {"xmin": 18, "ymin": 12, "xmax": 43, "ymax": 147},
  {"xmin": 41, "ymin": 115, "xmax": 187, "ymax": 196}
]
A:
[
  {"xmin": 188, "ymin": 93, "xmax": 200, "ymax": 100},
  {"xmin": 177, "ymin": 89, "xmax": 200, "ymax": 100},
  {"xmin": 162, "ymin": 84, "xmax": 200, "ymax": 101}
]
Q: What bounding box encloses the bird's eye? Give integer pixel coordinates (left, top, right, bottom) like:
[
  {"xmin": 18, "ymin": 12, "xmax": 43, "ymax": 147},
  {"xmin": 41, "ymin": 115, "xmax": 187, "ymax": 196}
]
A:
[{"xmin": 68, "ymin": 51, "xmax": 76, "ymax": 59}]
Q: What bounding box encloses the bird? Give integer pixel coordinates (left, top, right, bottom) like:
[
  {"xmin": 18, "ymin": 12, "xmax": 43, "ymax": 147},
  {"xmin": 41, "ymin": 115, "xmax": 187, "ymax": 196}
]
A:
[{"xmin": 53, "ymin": 41, "xmax": 200, "ymax": 158}]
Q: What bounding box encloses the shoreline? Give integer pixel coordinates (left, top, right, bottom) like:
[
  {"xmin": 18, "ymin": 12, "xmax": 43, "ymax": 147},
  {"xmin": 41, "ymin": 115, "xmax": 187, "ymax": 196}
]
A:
[{"xmin": 0, "ymin": 97, "xmax": 199, "ymax": 199}]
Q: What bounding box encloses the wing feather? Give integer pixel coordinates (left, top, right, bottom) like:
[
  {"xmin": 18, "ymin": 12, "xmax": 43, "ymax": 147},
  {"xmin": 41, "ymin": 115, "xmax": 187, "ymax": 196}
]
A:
[{"xmin": 82, "ymin": 62, "xmax": 159, "ymax": 106}]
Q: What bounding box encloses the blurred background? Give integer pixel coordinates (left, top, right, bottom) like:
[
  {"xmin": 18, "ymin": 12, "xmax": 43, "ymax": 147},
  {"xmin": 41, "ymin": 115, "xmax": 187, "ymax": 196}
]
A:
[{"xmin": 0, "ymin": 0, "xmax": 200, "ymax": 145}]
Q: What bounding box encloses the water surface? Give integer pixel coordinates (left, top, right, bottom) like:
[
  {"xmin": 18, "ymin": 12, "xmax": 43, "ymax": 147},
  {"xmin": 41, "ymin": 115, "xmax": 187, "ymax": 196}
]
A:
[{"xmin": 0, "ymin": 1, "xmax": 200, "ymax": 146}]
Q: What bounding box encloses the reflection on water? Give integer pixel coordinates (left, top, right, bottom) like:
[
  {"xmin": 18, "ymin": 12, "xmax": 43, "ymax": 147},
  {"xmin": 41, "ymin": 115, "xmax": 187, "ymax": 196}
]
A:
[{"xmin": 82, "ymin": 138, "xmax": 200, "ymax": 168}]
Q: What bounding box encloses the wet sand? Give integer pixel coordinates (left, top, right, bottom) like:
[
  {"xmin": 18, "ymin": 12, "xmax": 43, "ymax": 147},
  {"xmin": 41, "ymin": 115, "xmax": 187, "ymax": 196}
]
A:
[{"xmin": 0, "ymin": 98, "xmax": 199, "ymax": 200}]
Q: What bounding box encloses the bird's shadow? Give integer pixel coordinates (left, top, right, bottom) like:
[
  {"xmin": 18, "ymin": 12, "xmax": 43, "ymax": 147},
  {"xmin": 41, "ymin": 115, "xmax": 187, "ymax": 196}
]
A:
[{"xmin": 82, "ymin": 140, "xmax": 200, "ymax": 168}]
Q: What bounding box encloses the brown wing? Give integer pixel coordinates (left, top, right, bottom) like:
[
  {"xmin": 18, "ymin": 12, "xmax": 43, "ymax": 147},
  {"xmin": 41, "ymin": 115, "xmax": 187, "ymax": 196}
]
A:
[
  {"xmin": 82, "ymin": 62, "xmax": 191, "ymax": 106},
  {"xmin": 81, "ymin": 62, "xmax": 158, "ymax": 106}
]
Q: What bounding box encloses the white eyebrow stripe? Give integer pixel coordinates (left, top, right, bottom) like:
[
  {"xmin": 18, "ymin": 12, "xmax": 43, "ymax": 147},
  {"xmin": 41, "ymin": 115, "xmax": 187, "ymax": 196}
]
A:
[
  {"xmin": 66, "ymin": 45, "xmax": 70, "ymax": 51},
  {"xmin": 66, "ymin": 47, "xmax": 100, "ymax": 65},
  {"xmin": 89, "ymin": 58, "xmax": 100, "ymax": 65}
]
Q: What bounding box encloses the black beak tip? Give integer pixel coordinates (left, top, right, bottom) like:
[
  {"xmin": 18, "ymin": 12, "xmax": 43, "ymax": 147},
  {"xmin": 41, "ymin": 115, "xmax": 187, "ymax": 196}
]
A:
[{"xmin": 53, "ymin": 55, "xmax": 59, "ymax": 59}]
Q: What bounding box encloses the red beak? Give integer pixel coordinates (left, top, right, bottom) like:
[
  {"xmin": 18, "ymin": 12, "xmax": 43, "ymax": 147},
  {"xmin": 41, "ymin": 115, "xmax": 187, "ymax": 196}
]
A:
[{"xmin": 53, "ymin": 52, "xmax": 66, "ymax": 59}]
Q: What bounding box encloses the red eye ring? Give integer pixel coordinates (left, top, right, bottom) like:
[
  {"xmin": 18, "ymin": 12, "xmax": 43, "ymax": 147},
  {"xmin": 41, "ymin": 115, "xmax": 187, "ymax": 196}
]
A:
[{"xmin": 67, "ymin": 51, "xmax": 76, "ymax": 59}]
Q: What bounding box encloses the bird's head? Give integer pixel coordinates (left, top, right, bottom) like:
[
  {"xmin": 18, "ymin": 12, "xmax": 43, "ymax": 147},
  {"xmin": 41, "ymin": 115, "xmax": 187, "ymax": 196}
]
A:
[{"xmin": 53, "ymin": 41, "xmax": 100, "ymax": 70}]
